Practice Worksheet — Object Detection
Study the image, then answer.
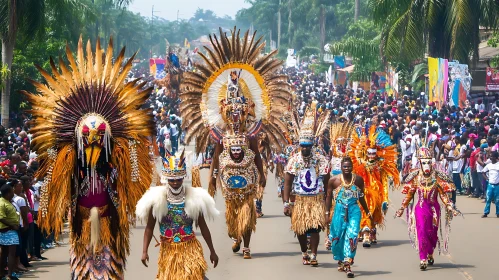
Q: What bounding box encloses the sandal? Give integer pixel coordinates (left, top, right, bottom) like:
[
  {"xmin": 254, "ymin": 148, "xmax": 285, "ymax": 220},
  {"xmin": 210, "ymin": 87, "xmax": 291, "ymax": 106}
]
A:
[
  {"xmin": 420, "ymin": 260, "xmax": 428, "ymax": 271},
  {"xmin": 242, "ymin": 248, "xmax": 251, "ymax": 259},
  {"xmin": 428, "ymin": 255, "xmax": 434, "ymax": 266},
  {"xmin": 302, "ymin": 253, "xmax": 310, "ymax": 265},
  {"xmin": 337, "ymin": 261, "xmax": 344, "ymax": 272},
  {"xmin": 344, "ymin": 262, "xmax": 354, "ymax": 278},
  {"xmin": 231, "ymin": 239, "xmax": 241, "ymax": 253},
  {"xmin": 310, "ymin": 254, "xmax": 318, "ymax": 267}
]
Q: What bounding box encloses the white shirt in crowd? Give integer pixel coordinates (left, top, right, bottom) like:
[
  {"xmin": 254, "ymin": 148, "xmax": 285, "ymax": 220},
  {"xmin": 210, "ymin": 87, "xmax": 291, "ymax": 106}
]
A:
[
  {"xmin": 33, "ymin": 181, "xmax": 42, "ymax": 212},
  {"xmin": 448, "ymin": 145, "xmax": 466, "ymax": 174},
  {"xmin": 169, "ymin": 123, "xmax": 179, "ymax": 137},
  {"xmin": 12, "ymin": 194, "xmax": 26, "ymax": 226},
  {"xmin": 483, "ymin": 161, "xmax": 499, "ymax": 185}
]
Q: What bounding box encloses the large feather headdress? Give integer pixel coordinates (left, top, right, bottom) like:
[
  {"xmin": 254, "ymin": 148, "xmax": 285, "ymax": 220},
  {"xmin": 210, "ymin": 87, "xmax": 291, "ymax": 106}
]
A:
[
  {"xmin": 299, "ymin": 106, "xmax": 330, "ymax": 146},
  {"xmin": 23, "ymin": 37, "xmax": 154, "ymax": 237},
  {"xmin": 181, "ymin": 27, "xmax": 292, "ymax": 154},
  {"xmin": 330, "ymin": 116, "xmax": 355, "ymax": 157}
]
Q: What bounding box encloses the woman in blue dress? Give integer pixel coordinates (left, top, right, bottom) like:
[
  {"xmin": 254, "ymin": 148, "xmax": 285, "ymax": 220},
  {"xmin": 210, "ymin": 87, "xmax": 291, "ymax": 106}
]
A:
[{"xmin": 326, "ymin": 157, "xmax": 373, "ymax": 278}]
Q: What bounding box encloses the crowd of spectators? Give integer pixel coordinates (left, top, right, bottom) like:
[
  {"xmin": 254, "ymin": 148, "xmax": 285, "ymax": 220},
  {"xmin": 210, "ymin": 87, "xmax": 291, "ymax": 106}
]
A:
[
  {"xmin": 285, "ymin": 64, "xmax": 499, "ymax": 217},
  {"xmin": 0, "ymin": 125, "xmax": 58, "ymax": 279}
]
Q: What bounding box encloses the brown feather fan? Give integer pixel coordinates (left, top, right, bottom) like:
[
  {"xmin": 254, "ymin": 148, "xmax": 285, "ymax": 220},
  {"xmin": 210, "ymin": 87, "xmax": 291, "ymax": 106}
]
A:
[{"xmin": 180, "ymin": 27, "xmax": 292, "ymax": 156}]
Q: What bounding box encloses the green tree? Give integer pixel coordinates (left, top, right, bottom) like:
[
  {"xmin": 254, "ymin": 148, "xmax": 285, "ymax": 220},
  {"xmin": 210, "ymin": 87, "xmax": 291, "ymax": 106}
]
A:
[
  {"xmin": 369, "ymin": 0, "xmax": 499, "ymax": 65},
  {"xmin": 0, "ymin": 0, "xmax": 88, "ymax": 127}
]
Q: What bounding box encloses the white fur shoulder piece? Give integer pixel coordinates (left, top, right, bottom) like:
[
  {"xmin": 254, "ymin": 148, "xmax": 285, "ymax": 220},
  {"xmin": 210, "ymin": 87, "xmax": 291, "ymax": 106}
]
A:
[
  {"xmin": 185, "ymin": 185, "xmax": 220, "ymax": 227},
  {"xmin": 135, "ymin": 185, "xmax": 219, "ymax": 226},
  {"xmin": 135, "ymin": 186, "xmax": 169, "ymax": 224}
]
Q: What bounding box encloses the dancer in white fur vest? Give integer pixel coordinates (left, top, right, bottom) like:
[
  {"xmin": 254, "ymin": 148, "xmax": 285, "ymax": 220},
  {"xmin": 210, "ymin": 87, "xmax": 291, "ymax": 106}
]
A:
[{"xmin": 136, "ymin": 149, "xmax": 219, "ymax": 280}]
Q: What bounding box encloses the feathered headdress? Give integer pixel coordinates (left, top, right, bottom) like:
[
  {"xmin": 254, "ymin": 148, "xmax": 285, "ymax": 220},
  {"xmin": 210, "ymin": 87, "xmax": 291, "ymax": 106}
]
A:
[
  {"xmin": 299, "ymin": 106, "xmax": 330, "ymax": 146},
  {"xmin": 181, "ymin": 27, "xmax": 292, "ymax": 155},
  {"xmin": 349, "ymin": 124, "xmax": 400, "ymax": 189},
  {"xmin": 330, "ymin": 116, "xmax": 355, "ymax": 157},
  {"xmin": 23, "ymin": 37, "xmax": 154, "ymax": 237},
  {"xmin": 162, "ymin": 149, "xmax": 187, "ymax": 180}
]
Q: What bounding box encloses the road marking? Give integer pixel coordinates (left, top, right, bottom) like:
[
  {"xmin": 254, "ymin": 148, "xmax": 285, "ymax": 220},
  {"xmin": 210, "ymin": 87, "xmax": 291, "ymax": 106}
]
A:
[
  {"xmin": 444, "ymin": 254, "xmax": 474, "ymax": 280},
  {"xmin": 388, "ymin": 204, "xmax": 474, "ymax": 280}
]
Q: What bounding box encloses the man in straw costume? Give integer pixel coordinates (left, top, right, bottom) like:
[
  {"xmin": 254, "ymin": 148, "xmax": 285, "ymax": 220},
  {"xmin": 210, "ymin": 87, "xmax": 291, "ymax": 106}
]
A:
[
  {"xmin": 136, "ymin": 149, "xmax": 219, "ymax": 279},
  {"xmin": 396, "ymin": 146, "xmax": 461, "ymax": 270},
  {"xmin": 283, "ymin": 106, "xmax": 330, "ymax": 266},
  {"xmin": 349, "ymin": 122, "xmax": 400, "ymax": 247},
  {"xmin": 24, "ymin": 37, "xmax": 154, "ymax": 279},
  {"xmin": 181, "ymin": 27, "xmax": 293, "ymax": 259}
]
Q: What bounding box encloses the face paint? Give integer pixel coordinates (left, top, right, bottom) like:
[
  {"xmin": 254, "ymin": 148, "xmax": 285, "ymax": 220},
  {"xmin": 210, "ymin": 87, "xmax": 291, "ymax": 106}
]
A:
[
  {"xmin": 367, "ymin": 148, "xmax": 377, "ymax": 162},
  {"xmin": 420, "ymin": 159, "xmax": 432, "ymax": 174},
  {"xmin": 230, "ymin": 146, "xmax": 242, "ymax": 159}
]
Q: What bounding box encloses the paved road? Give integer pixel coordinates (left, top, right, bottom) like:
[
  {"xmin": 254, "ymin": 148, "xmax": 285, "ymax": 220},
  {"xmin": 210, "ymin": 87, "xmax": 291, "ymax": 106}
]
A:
[{"xmin": 27, "ymin": 168, "xmax": 497, "ymax": 280}]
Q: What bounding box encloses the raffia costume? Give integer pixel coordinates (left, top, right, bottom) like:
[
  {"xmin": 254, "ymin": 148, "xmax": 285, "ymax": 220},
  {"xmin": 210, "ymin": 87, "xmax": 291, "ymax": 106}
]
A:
[
  {"xmin": 181, "ymin": 27, "xmax": 292, "ymax": 255},
  {"xmin": 136, "ymin": 151, "xmax": 219, "ymax": 280},
  {"xmin": 25, "ymin": 38, "xmax": 154, "ymax": 279},
  {"xmin": 274, "ymin": 104, "xmax": 300, "ymax": 197},
  {"xmin": 285, "ymin": 107, "xmax": 330, "ymax": 236},
  {"xmin": 349, "ymin": 124, "xmax": 399, "ymax": 246}
]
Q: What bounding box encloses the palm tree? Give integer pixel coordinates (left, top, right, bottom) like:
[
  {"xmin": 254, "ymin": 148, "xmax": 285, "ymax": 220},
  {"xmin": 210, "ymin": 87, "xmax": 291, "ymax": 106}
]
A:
[
  {"xmin": 369, "ymin": 0, "xmax": 499, "ymax": 65},
  {"xmin": 354, "ymin": 0, "xmax": 360, "ymax": 21},
  {"xmin": 0, "ymin": 0, "xmax": 131, "ymax": 127}
]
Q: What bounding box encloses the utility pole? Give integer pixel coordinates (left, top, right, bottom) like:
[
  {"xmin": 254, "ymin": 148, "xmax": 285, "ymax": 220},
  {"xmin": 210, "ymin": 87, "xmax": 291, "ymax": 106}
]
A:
[
  {"xmin": 288, "ymin": 0, "xmax": 293, "ymax": 46},
  {"xmin": 150, "ymin": 5, "xmax": 160, "ymax": 57},
  {"xmin": 277, "ymin": 0, "xmax": 281, "ymax": 50},
  {"xmin": 269, "ymin": 29, "xmax": 272, "ymax": 52}
]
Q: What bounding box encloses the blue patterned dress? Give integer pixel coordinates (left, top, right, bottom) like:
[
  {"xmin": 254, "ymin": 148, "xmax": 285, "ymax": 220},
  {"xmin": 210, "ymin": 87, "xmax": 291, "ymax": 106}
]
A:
[{"xmin": 329, "ymin": 184, "xmax": 362, "ymax": 262}]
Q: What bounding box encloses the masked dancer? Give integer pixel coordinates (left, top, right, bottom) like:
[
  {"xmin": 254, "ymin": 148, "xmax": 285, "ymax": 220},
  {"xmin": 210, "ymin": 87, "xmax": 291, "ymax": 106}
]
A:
[
  {"xmin": 181, "ymin": 27, "xmax": 293, "ymax": 259},
  {"xmin": 275, "ymin": 107, "xmax": 300, "ymax": 198},
  {"xmin": 396, "ymin": 146, "xmax": 460, "ymax": 270},
  {"xmin": 24, "ymin": 37, "xmax": 154, "ymax": 279},
  {"xmin": 283, "ymin": 106, "xmax": 330, "ymax": 266},
  {"xmin": 136, "ymin": 150, "xmax": 219, "ymax": 279},
  {"xmin": 350, "ymin": 123, "xmax": 399, "ymax": 247},
  {"xmin": 255, "ymin": 131, "xmax": 273, "ymax": 217}
]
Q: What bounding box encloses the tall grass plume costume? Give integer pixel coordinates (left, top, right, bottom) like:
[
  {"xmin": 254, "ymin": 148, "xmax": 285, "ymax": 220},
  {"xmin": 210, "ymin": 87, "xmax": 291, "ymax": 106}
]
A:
[
  {"xmin": 329, "ymin": 117, "xmax": 355, "ymax": 176},
  {"xmin": 396, "ymin": 146, "xmax": 460, "ymax": 271},
  {"xmin": 181, "ymin": 27, "xmax": 293, "ymax": 258},
  {"xmin": 136, "ymin": 150, "xmax": 219, "ymax": 279},
  {"xmin": 349, "ymin": 123, "xmax": 399, "ymax": 246},
  {"xmin": 24, "ymin": 37, "xmax": 154, "ymax": 279},
  {"xmin": 283, "ymin": 106, "xmax": 330, "ymax": 266}
]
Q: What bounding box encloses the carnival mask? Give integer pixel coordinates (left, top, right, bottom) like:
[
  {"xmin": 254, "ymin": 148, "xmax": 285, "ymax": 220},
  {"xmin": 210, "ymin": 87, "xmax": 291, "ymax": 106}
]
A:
[
  {"xmin": 230, "ymin": 146, "xmax": 243, "ymax": 159},
  {"xmin": 367, "ymin": 148, "xmax": 377, "ymax": 162},
  {"xmin": 77, "ymin": 114, "xmax": 111, "ymax": 168},
  {"xmin": 420, "ymin": 158, "xmax": 432, "ymax": 175}
]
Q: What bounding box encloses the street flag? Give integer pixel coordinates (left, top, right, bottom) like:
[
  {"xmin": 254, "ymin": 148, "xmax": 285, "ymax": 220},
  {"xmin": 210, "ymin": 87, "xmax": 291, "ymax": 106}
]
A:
[{"xmin": 184, "ymin": 38, "xmax": 191, "ymax": 49}]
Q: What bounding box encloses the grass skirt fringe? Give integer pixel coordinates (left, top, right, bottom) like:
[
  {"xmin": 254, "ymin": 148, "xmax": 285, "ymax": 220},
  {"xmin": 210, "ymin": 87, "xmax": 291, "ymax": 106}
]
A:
[
  {"xmin": 192, "ymin": 166, "xmax": 201, "ymax": 188},
  {"xmin": 70, "ymin": 215, "xmax": 124, "ymax": 280},
  {"xmin": 156, "ymin": 238, "xmax": 207, "ymax": 280},
  {"xmin": 291, "ymin": 194, "xmax": 326, "ymax": 235},
  {"xmin": 225, "ymin": 195, "xmax": 257, "ymax": 240}
]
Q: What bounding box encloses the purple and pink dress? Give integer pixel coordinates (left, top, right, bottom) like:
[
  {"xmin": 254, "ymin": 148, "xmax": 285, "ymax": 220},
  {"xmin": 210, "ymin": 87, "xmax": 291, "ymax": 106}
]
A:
[{"xmin": 400, "ymin": 170, "xmax": 455, "ymax": 261}]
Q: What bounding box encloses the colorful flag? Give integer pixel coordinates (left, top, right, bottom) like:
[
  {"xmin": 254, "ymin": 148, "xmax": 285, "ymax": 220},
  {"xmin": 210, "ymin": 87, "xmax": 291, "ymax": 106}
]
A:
[
  {"xmin": 334, "ymin": 56, "xmax": 345, "ymax": 69},
  {"xmin": 149, "ymin": 58, "xmax": 166, "ymax": 79},
  {"xmin": 449, "ymin": 61, "xmax": 472, "ymax": 108},
  {"xmin": 184, "ymin": 38, "xmax": 190, "ymax": 49},
  {"xmin": 386, "ymin": 66, "xmax": 398, "ymax": 98},
  {"xmin": 429, "ymin": 57, "xmax": 449, "ymax": 108}
]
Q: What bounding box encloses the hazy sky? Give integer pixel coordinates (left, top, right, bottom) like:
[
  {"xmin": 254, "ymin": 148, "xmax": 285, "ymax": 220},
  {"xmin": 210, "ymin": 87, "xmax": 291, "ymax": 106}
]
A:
[{"xmin": 128, "ymin": 0, "xmax": 250, "ymax": 21}]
